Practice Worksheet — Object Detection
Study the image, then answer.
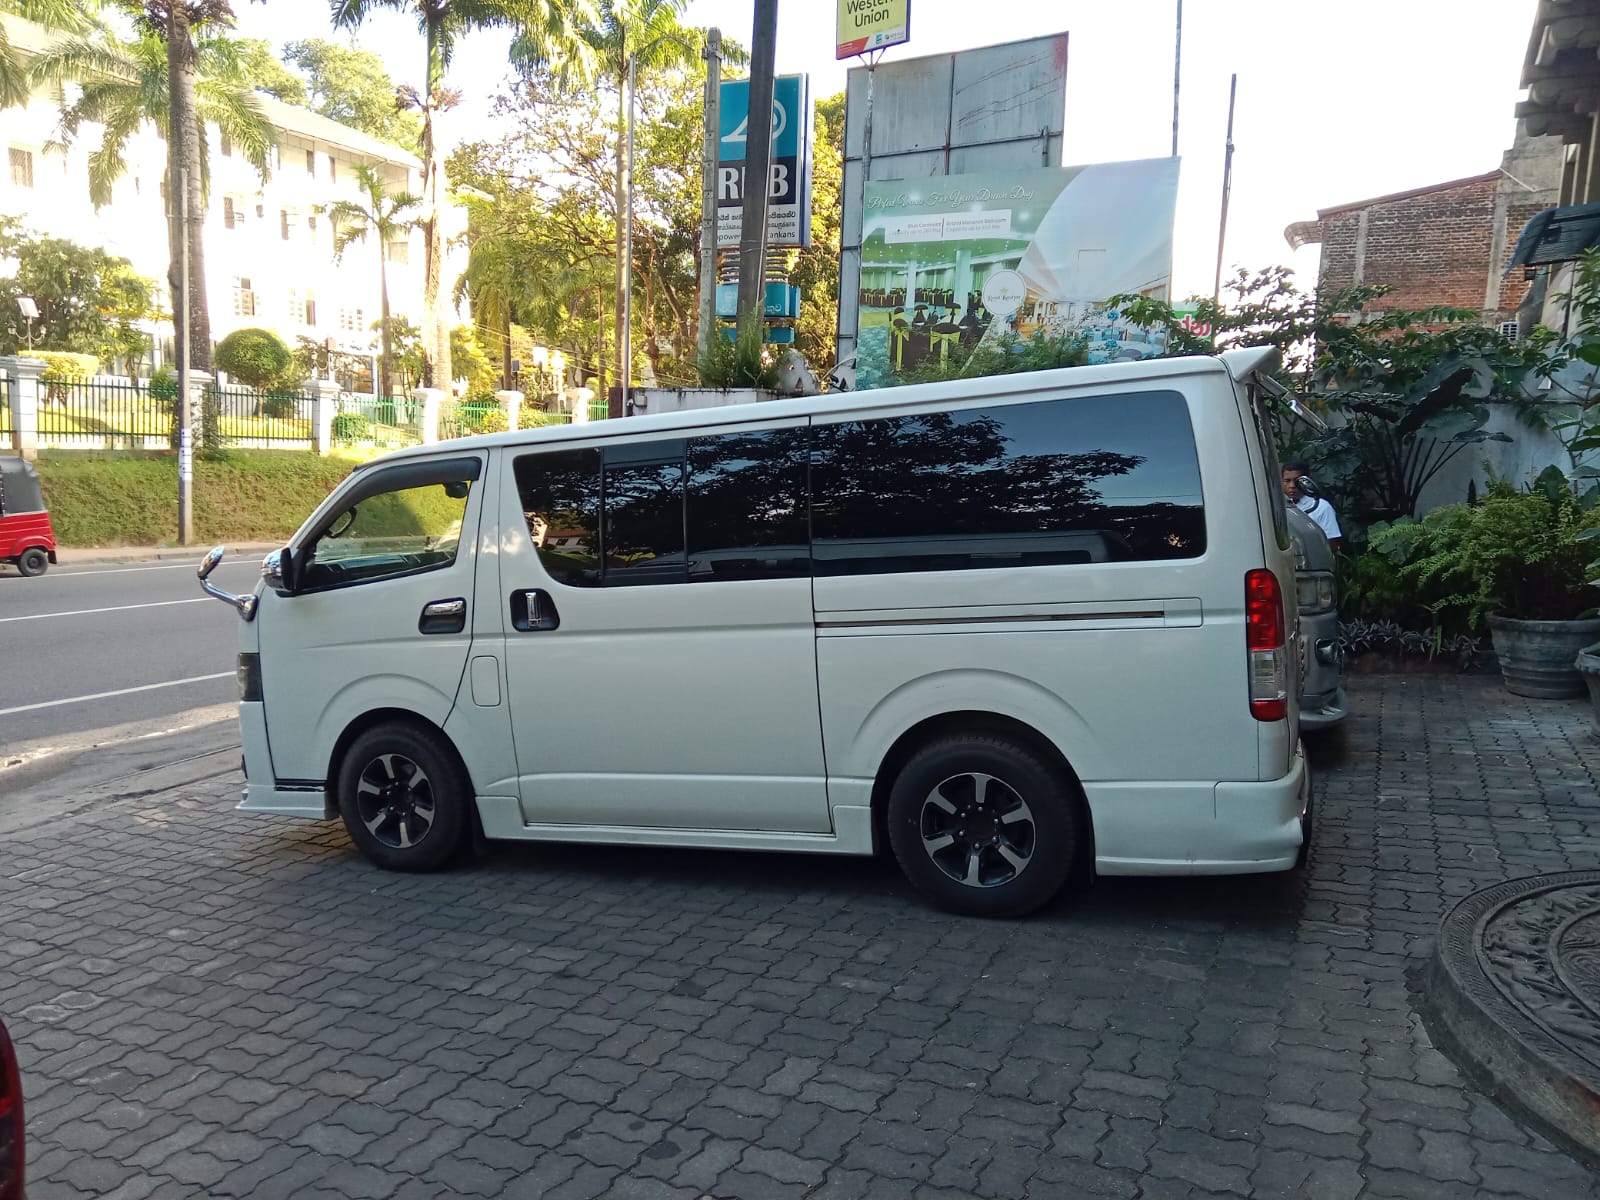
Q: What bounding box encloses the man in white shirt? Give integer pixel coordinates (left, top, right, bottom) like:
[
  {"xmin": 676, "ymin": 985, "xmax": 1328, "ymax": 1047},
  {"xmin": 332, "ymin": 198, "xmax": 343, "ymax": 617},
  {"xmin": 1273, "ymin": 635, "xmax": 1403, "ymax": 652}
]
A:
[{"xmin": 1281, "ymin": 460, "xmax": 1342, "ymax": 551}]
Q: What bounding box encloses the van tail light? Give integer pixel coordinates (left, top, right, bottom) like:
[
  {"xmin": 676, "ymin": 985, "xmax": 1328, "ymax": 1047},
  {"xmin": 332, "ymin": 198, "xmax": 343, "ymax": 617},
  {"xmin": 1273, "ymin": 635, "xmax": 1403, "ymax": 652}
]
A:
[
  {"xmin": 1246, "ymin": 569, "xmax": 1288, "ymax": 722},
  {"xmin": 0, "ymin": 1020, "xmax": 23, "ymax": 1200}
]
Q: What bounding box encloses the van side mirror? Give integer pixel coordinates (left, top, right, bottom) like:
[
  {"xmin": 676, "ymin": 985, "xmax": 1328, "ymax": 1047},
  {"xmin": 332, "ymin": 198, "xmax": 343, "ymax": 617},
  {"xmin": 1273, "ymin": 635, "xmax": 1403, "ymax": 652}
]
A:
[
  {"xmin": 1297, "ymin": 475, "xmax": 1320, "ymax": 500},
  {"xmin": 262, "ymin": 547, "xmax": 299, "ymax": 594}
]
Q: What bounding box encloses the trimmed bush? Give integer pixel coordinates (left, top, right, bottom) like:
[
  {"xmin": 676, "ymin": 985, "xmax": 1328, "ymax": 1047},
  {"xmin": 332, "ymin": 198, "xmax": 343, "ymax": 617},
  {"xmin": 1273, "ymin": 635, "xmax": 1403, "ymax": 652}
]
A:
[
  {"xmin": 35, "ymin": 351, "xmax": 99, "ymax": 382},
  {"xmin": 216, "ymin": 327, "xmax": 294, "ymax": 391},
  {"xmin": 332, "ymin": 411, "xmax": 373, "ymax": 443}
]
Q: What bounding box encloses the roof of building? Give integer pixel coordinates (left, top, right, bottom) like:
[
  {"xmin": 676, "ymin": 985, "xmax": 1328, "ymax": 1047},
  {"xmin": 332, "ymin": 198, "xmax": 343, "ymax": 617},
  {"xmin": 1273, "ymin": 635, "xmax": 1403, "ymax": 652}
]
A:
[
  {"xmin": 1518, "ymin": 0, "xmax": 1600, "ymax": 143},
  {"xmin": 2, "ymin": 12, "xmax": 420, "ymax": 170}
]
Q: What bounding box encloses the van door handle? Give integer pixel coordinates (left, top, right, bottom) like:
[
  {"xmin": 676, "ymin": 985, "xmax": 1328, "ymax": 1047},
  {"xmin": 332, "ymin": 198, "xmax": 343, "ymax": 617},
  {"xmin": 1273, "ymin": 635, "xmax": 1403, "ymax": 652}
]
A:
[
  {"xmin": 510, "ymin": 588, "xmax": 559, "ymax": 632},
  {"xmin": 419, "ymin": 597, "xmax": 466, "ymax": 634}
]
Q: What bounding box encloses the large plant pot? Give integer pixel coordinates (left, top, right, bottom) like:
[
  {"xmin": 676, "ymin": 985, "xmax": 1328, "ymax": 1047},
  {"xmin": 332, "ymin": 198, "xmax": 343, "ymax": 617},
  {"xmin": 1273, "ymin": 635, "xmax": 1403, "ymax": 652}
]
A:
[
  {"xmin": 1487, "ymin": 615, "xmax": 1600, "ymax": 699},
  {"xmin": 1577, "ymin": 644, "xmax": 1600, "ymax": 734}
]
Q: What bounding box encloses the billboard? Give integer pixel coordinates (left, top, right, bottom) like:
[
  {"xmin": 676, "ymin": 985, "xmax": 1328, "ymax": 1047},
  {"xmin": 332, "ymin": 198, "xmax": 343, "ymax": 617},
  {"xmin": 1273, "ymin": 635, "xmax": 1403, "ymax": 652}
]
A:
[
  {"xmin": 717, "ymin": 74, "xmax": 812, "ymax": 249},
  {"xmin": 852, "ymin": 158, "xmax": 1180, "ymax": 390},
  {"xmin": 837, "ymin": 0, "xmax": 909, "ymax": 59}
]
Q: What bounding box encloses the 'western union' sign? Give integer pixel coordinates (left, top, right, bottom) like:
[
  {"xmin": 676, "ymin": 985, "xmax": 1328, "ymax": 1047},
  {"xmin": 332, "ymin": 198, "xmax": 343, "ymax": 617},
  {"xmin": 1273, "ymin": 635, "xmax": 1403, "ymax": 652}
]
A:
[{"xmin": 837, "ymin": 0, "xmax": 909, "ymax": 60}]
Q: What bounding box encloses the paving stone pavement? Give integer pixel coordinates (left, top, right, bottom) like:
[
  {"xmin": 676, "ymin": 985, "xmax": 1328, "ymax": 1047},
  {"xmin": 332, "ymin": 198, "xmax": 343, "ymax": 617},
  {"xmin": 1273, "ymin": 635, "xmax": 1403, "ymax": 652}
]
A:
[{"xmin": 4, "ymin": 673, "xmax": 1600, "ymax": 1199}]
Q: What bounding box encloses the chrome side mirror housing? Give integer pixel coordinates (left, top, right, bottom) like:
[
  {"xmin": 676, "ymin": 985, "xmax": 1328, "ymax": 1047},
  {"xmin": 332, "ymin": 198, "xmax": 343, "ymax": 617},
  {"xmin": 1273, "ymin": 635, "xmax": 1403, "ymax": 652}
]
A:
[
  {"xmin": 196, "ymin": 545, "xmax": 258, "ymax": 621},
  {"xmin": 260, "ymin": 548, "xmax": 285, "ymax": 591}
]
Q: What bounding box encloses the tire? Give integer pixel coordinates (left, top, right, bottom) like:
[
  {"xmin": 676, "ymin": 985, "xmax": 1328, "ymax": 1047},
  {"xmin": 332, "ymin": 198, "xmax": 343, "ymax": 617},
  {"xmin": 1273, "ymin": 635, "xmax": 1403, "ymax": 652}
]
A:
[
  {"xmin": 885, "ymin": 734, "xmax": 1083, "ymax": 917},
  {"xmin": 17, "ymin": 548, "xmax": 48, "ymax": 577},
  {"xmin": 336, "ymin": 722, "xmax": 469, "ymax": 871}
]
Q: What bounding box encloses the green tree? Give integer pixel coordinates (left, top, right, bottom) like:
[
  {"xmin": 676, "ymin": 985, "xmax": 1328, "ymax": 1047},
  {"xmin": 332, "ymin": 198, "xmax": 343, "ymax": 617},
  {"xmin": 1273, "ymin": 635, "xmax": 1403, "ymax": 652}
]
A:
[
  {"xmin": 280, "ymin": 37, "xmax": 421, "ymax": 147},
  {"xmin": 235, "ymin": 35, "xmax": 306, "ymax": 103},
  {"xmin": 790, "ymin": 90, "xmax": 843, "ymax": 374},
  {"xmin": 325, "ymin": 162, "xmax": 421, "ymax": 400},
  {"xmin": 332, "ymin": 0, "xmax": 597, "ymax": 392},
  {"xmin": 0, "ymin": 217, "xmax": 160, "ymax": 365},
  {"xmin": 563, "ymin": 0, "xmax": 701, "ymax": 390},
  {"xmin": 33, "ymin": 4, "xmax": 276, "ymax": 375},
  {"xmin": 0, "ymin": 0, "xmax": 97, "ymax": 108},
  {"xmin": 216, "ymin": 325, "xmax": 292, "ymax": 388}
]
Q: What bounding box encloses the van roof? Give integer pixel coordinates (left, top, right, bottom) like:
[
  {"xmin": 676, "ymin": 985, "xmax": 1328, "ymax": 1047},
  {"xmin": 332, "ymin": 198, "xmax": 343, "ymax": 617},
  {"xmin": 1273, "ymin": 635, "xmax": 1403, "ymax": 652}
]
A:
[{"xmin": 375, "ymin": 348, "xmax": 1278, "ymax": 465}]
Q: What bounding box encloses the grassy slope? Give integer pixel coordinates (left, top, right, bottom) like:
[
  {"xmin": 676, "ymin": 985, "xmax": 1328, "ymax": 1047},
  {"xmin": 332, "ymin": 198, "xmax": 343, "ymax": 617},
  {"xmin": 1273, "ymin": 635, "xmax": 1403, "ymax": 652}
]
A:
[{"xmin": 36, "ymin": 451, "xmax": 370, "ymax": 547}]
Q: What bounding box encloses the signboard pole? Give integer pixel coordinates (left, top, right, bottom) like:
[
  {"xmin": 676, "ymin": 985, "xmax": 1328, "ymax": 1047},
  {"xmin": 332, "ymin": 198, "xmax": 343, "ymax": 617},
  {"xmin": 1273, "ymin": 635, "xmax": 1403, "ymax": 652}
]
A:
[
  {"xmin": 736, "ymin": 0, "xmax": 779, "ymax": 326},
  {"xmin": 619, "ymin": 52, "xmax": 636, "ymax": 405},
  {"xmin": 698, "ymin": 29, "xmax": 722, "ymax": 361},
  {"xmin": 1171, "ymin": 0, "xmax": 1182, "ymax": 156}
]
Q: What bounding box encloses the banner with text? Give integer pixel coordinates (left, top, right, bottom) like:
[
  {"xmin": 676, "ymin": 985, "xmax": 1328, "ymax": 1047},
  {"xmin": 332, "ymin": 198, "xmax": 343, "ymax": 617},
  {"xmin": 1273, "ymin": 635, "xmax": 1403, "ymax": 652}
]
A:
[
  {"xmin": 853, "ymin": 158, "xmax": 1180, "ymax": 390},
  {"xmin": 837, "ymin": 0, "xmax": 909, "ymax": 59},
  {"xmin": 717, "ymin": 74, "xmax": 813, "ymax": 250}
]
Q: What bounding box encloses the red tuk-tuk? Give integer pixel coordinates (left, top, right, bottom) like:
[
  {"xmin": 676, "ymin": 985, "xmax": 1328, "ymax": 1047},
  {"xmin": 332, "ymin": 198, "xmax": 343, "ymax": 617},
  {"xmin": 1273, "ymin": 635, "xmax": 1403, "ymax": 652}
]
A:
[{"xmin": 0, "ymin": 455, "xmax": 56, "ymax": 576}]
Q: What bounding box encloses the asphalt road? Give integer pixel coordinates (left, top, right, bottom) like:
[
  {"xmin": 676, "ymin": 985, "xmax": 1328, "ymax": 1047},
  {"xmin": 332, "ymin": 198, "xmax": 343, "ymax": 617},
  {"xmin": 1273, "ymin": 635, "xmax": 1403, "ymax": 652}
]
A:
[{"xmin": 0, "ymin": 554, "xmax": 258, "ymax": 762}]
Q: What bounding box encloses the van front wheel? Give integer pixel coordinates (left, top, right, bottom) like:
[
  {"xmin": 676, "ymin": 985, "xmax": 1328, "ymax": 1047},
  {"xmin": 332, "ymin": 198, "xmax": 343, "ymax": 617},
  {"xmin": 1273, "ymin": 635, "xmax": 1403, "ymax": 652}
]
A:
[
  {"xmin": 886, "ymin": 735, "xmax": 1082, "ymax": 917},
  {"xmin": 337, "ymin": 723, "xmax": 468, "ymax": 871}
]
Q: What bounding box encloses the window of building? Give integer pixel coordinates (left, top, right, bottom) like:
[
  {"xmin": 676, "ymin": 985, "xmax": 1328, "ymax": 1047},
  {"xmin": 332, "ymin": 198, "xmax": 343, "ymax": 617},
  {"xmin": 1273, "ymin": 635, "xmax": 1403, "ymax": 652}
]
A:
[
  {"xmin": 307, "ymin": 214, "xmax": 318, "ymax": 238},
  {"xmin": 220, "ymin": 131, "xmax": 232, "ymax": 157},
  {"xmin": 327, "ymin": 154, "xmax": 337, "ymax": 183},
  {"xmin": 9, "ymin": 148, "xmax": 33, "ymax": 189},
  {"xmin": 385, "ymin": 240, "xmax": 409, "ymax": 264},
  {"xmin": 1499, "ymin": 319, "xmax": 1520, "ymax": 341},
  {"xmin": 280, "ymin": 209, "xmax": 292, "ymax": 240},
  {"xmin": 339, "ymin": 307, "xmax": 366, "ymax": 333},
  {"xmin": 255, "ymin": 202, "xmax": 265, "ymax": 219},
  {"xmin": 305, "ymin": 149, "xmax": 316, "ymax": 176},
  {"xmin": 304, "ymin": 294, "xmax": 317, "ymax": 327},
  {"xmin": 232, "ymin": 277, "xmax": 257, "ymax": 317},
  {"xmin": 223, "ymin": 196, "xmax": 237, "ymax": 229},
  {"xmin": 810, "ymin": 390, "xmax": 1206, "ymax": 576}
]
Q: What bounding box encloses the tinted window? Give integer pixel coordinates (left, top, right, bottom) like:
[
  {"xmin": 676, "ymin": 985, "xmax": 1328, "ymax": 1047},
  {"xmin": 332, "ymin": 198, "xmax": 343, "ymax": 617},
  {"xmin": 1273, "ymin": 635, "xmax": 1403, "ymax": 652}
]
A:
[
  {"xmin": 302, "ymin": 479, "xmax": 471, "ymax": 590},
  {"xmin": 686, "ymin": 428, "xmax": 810, "ymax": 581},
  {"xmin": 514, "ymin": 447, "xmax": 602, "ymax": 586},
  {"xmin": 603, "ymin": 439, "xmax": 686, "ymax": 586},
  {"xmin": 812, "ymin": 391, "xmax": 1204, "ymax": 576}
]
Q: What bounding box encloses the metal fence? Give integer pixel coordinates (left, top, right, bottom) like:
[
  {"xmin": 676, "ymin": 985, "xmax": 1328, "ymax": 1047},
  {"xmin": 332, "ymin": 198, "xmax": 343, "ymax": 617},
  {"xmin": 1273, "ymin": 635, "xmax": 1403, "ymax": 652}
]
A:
[
  {"xmin": 0, "ymin": 375, "xmax": 11, "ymax": 438},
  {"xmin": 206, "ymin": 389, "xmax": 314, "ymax": 449},
  {"xmin": 37, "ymin": 379, "xmax": 172, "ymax": 449},
  {"xmin": 331, "ymin": 394, "xmax": 424, "ymax": 449}
]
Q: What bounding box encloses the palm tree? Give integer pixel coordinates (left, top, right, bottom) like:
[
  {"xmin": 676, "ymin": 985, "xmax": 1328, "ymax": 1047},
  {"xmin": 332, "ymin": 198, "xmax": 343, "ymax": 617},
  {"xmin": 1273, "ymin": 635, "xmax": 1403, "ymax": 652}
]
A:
[
  {"xmin": 331, "ymin": 0, "xmax": 598, "ymax": 393},
  {"xmin": 326, "ymin": 163, "xmax": 421, "ymax": 402},
  {"xmin": 0, "ymin": 0, "xmax": 97, "ymax": 108},
  {"xmin": 563, "ymin": 0, "xmax": 700, "ymax": 395},
  {"xmin": 33, "ymin": 7, "xmax": 275, "ymax": 374}
]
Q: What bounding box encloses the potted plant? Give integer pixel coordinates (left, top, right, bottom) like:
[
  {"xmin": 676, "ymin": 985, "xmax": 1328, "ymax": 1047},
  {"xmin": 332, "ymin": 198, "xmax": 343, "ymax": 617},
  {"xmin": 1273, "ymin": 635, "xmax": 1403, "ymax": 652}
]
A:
[{"xmin": 1376, "ymin": 475, "xmax": 1600, "ymax": 698}]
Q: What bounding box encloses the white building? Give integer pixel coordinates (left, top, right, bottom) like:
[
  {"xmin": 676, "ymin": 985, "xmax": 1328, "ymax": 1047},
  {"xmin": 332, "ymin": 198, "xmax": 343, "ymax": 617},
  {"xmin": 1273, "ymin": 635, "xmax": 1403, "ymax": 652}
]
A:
[{"xmin": 0, "ymin": 12, "xmax": 466, "ymax": 385}]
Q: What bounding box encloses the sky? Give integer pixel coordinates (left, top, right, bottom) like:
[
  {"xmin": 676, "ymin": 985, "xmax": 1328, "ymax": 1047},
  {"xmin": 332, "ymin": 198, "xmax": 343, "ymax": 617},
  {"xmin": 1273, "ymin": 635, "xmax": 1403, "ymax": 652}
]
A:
[{"xmin": 235, "ymin": 0, "xmax": 1542, "ymax": 301}]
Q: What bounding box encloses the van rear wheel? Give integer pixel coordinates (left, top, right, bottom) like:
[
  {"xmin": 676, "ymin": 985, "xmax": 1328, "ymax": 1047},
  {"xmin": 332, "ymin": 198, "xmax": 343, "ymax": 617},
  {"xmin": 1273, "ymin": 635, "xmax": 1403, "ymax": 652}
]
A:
[
  {"xmin": 886, "ymin": 734, "xmax": 1082, "ymax": 917},
  {"xmin": 17, "ymin": 548, "xmax": 47, "ymax": 577},
  {"xmin": 337, "ymin": 723, "xmax": 468, "ymax": 871}
]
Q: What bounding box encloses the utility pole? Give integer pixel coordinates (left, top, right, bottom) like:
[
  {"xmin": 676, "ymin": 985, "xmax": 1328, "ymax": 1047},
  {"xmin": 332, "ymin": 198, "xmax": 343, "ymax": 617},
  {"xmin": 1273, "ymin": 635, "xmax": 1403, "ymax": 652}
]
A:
[
  {"xmin": 1213, "ymin": 73, "xmax": 1238, "ymax": 305},
  {"xmin": 736, "ymin": 0, "xmax": 778, "ymax": 329},
  {"xmin": 618, "ymin": 53, "xmax": 636, "ymax": 409},
  {"xmin": 698, "ymin": 27, "xmax": 722, "ymax": 362},
  {"xmin": 1171, "ymin": 0, "xmax": 1182, "ymax": 156},
  {"xmin": 177, "ymin": 165, "xmax": 193, "ymax": 546}
]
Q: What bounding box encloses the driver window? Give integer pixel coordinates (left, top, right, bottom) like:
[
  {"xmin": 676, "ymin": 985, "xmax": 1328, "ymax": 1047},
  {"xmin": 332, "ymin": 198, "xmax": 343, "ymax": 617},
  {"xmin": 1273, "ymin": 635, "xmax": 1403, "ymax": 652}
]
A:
[{"xmin": 302, "ymin": 479, "xmax": 472, "ymax": 589}]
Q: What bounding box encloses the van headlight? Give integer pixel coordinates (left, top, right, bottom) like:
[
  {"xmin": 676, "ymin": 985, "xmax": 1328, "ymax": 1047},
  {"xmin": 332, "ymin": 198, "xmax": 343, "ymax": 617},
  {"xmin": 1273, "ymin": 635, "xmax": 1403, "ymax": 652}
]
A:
[{"xmin": 1296, "ymin": 572, "xmax": 1336, "ymax": 614}]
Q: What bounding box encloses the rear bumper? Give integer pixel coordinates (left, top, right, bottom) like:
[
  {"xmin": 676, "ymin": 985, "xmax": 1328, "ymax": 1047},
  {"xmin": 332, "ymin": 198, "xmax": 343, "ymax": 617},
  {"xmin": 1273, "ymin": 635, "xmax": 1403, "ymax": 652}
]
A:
[
  {"xmin": 1090, "ymin": 745, "xmax": 1309, "ymax": 875},
  {"xmin": 1299, "ymin": 686, "xmax": 1350, "ymax": 730}
]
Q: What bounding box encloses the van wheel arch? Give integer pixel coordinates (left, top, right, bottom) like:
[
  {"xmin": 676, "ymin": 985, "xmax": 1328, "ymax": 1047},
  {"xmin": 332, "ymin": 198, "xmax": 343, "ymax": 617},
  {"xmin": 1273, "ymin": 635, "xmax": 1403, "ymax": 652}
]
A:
[
  {"xmin": 326, "ymin": 709, "xmax": 478, "ymax": 829},
  {"xmin": 871, "ymin": 712, "xmax": 1094, "ymax": 877}
]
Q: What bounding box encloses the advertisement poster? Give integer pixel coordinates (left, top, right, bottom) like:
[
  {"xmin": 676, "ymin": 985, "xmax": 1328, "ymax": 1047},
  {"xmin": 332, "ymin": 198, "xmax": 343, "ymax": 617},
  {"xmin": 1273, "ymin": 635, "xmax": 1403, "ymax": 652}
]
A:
[
  {"xmin": 853, "ymin": 158, "xmax": 1180, "ymax": 390},
  {"xmin": 717, "ymin": 74, "xmax": 812, "ymax": 250},
  {"xmin": 837, "ymin": 0, "xmax": 910, "ymax": 59}
]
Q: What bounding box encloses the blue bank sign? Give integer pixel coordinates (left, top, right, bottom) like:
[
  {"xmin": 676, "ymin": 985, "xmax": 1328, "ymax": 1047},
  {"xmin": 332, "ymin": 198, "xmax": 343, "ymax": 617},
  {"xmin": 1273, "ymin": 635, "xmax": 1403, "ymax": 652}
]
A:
[{"xmin": 717, "ymin": 74, "xmax": 812, "ymax": 249}]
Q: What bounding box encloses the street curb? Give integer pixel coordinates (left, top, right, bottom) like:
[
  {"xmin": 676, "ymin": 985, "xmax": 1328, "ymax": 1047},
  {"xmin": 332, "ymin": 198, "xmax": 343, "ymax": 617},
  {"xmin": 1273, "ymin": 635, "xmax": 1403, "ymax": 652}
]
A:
[
  {"xmin": 51, "ymin": 542, "xmax": 282, "ymax": 567},
  {"xmin": 1420, "ymin": 871, "xmax": 1600, "ymax": 1172}
]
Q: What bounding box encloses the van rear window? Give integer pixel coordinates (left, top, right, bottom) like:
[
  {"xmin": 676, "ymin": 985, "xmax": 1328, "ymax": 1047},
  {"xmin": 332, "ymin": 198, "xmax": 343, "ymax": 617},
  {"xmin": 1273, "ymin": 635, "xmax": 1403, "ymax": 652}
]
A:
[{"xmin": 810, "ymin": 390, "xmax": 1205, "ymax": 577}]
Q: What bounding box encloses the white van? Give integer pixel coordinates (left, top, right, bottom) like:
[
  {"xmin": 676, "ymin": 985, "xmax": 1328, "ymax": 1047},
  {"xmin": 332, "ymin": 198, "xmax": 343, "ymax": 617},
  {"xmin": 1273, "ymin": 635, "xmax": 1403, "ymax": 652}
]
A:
[{"xmin": 199, "ymin": 347, "xmax": 1309, "ymax": 916}]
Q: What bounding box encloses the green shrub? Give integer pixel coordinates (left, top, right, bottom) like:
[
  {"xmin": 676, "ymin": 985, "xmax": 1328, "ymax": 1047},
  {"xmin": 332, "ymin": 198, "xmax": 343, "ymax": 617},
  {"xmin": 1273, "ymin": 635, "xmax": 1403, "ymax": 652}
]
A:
[
  {"xmin": 332, "ymin": 411, "xmax": 374, "ymax": 443},
  {"xmin": 697, "ymin": 313, "xmax": 779, "ymax": 388},
  {"xmin": 1369, "ymin": 478, "xmax": 1600, "ymax": 627},
  {"xmin": 216, "ymin": 327, "xmax": 294, "ymax": 391},
  {"xmin": 36, "ymin": 350, "xmax": 99, "ymax": 382},
  {"xmin": 259, "ymin": 391, "xmax": 300, "ymax": 420}
]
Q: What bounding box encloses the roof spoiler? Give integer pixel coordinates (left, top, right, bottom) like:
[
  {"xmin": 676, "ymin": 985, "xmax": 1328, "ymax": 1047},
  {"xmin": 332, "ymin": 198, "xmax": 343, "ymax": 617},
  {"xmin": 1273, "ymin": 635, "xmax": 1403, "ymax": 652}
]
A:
[{"xmin": 1219, "ymin": 346, "xmax": 1327, "ymax": 434}]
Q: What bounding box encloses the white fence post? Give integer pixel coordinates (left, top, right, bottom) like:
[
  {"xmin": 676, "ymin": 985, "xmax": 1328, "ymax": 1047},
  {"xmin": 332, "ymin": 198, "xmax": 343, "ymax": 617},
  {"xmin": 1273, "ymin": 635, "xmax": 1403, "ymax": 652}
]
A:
[
  {"xmin": 310, "ymin": 381, "xmax": 340, "ymax": 455},
  {"xmin": 496, "ymin": 389, "xmax": 523, "ymax": 432},
  {"xmin": 0, "ymin": 356, "xmax": 44, "ymax": 460},
  {"xmin": 186, "ymin": 370, "xmax": 211, "ymax": 448},
  {"xmin": 413, "ymin": 387, "xmax": 442, "ymax": 444}
]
